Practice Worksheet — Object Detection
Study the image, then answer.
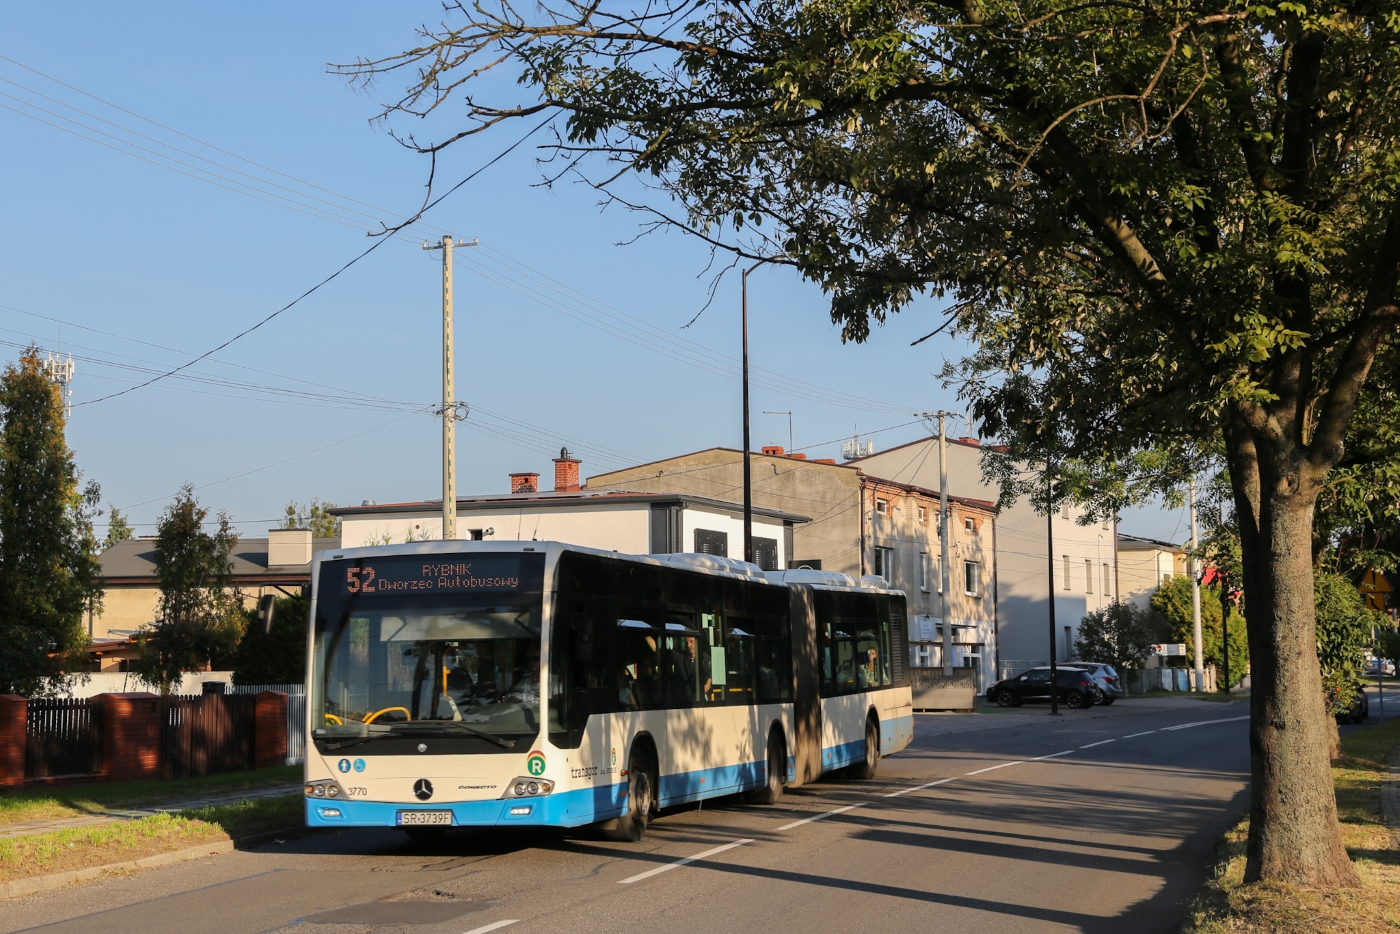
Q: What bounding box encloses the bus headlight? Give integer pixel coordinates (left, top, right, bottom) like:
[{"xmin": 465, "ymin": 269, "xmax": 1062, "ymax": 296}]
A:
[
  {"xmin": 305, "ymin": 779, "xmax": 347, "ymax": 799},
  {"xmin": 501, "ymin": 777, "xmax": 554, "ymax": 798}
]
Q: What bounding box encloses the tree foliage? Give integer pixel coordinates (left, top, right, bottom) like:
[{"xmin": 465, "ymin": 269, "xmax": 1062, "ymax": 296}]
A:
[
  {"xmin": 282, "ymin": 498, "xmax": 341, "ymax": 539},
  {"xmin": 132, "ymin": 486, "xmax": 244, "ymax": 695},
  {"xmin": 348, "ymin": 0, "xmax": 1400, "ymax": 888},
  {"xmin": 1313, "ymin": 568, "xmax": 1377, "ymax": 713},
  {"xmin": 231, "ymin": 594, "xmax": 307, "ymax": 686},
  {"xmin": 0, "ymin": 350, "xmax": 103, "ymax": 696},
  {"xmin": 103, "ymin": 505, "xmax": 134, "ymax": 550},
  {"xmin": 1073, "ymin": 601, "xmax": 1169, "ymax": 675},
  {"xmin": 1150, "ymin": 575, "xmax": 1250, "ymax": 683}
]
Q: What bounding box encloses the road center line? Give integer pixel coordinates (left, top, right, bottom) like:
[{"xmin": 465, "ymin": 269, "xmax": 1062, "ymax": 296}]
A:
[
  {"xmin": 461, "ymin": 921, "xmax": 519, "ymax": 934},
  {"xmin": 965, "ymin": 760, "xmax": 1025, "ymax": 775},
  {"xmin": 883, "ymin": 777, "xmax": 957, "ymax": 798},
  {"xmin": 777, "ymin": 804, "xmax": 866, "ymax": 830},
  {"xmin": 1121, "ymin": 730, "xmax": 1157, "ymax": 738},
  {"xmin": 617, "ymin": 839, "xmax": 754, "ymax": 884},
  {"xmin": 1029, "ymin": 750, "xmax": 1075, "ymax": 760},
  {"xmin": 1080, "ymin": 739, "xmax": 1116, "ymax": 749}
]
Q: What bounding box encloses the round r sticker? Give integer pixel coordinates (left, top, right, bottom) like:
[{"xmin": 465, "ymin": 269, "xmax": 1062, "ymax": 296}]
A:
[{"xmin": 526, "ymin": 751, "xmax": 547, "ymax": 776}]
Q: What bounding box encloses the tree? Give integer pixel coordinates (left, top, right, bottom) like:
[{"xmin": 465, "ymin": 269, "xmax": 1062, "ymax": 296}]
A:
[
  {"xmin": 1074, "ymin": 602, "xmax": 1169, "ymax": 677},
  {"xmin": 0, "ymin": 350, "xmax": 103, "ymax": 696},
  {"xmin": 1314, "ymin": 569, "xmax": 1376, "ymax": 713},
  {"xmin": 131, "ymin": 486, "xmax": 244, "ymax": 695},
  {"xmin": 230, "ymin": 594, "xmax": 308, "ymax": 686},
  {"xmin": 282, "ymin": 498, "xmax": 341, "ymax": 539},
  {"xmin": 104, "ymin": 505, "xmax": 134, "ymax": 550},
  {"xmin": 1150, "ymin": 576, "xmax": 1249, "ymax": 684},
  {"xmin": 342, "ymin": 0, "xmax": 1400, "ymax": 886}
]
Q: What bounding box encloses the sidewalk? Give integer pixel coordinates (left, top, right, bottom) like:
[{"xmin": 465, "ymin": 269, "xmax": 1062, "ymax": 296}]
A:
[{"xmin": 0, "ymin": 784, "xmax": 301, "ymax": 840}]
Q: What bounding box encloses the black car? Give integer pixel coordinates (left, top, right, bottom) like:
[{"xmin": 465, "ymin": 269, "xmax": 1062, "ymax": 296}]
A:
[
  {"xmin": 989, "ymin": 667, "xmax": 1098, "ymax": 710},
  {"xmin": 1336, "ymin": 682, "xmax": 1370, "ymax": 724}
]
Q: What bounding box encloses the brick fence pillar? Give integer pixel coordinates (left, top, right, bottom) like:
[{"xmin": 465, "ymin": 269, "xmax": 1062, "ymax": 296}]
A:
[
  {"xmin": 254, "ymin": 691, "xmax": 288, "ymax": 769},
  {"xmin": 96, "ymin": 692, "xmax": 161, "ymax": 783},
  {"xmin": 0, "ymin": 695, "xmax": 26, "ymax": 789}
]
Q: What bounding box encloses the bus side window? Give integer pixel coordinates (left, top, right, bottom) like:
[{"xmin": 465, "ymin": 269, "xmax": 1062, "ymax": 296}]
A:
[
  {"xmin": 548, "ymin": 601, "xmax": 616, "ymax": 748},
  {"xmin": 617, "ymin": 610, "xmax": 663, "ymax": 711}
]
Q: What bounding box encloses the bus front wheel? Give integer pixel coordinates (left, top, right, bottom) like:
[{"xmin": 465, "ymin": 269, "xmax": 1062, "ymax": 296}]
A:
[
  {"xmin": 604, "ymin": 750, "xmax": 654, "ymax": 842},
  {"xmin": 850, "ymin": 716, "xmax": 880, "ymax": 780}
]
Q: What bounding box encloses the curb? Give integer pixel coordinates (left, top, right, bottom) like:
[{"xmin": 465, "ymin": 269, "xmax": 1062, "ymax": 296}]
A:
[{"xmin": 0, "ymin": 825, "xmax": 310, "ymax": 901}]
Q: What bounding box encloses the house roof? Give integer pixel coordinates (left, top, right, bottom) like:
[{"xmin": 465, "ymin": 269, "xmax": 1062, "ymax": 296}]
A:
[
  {"xmin": 328, "ymin": 490, "xmax": 809, "ymax": 524},
  {"xmin": 585, "ymin": 446, "xmax": 859, "ymax": 483},
  {"xmin": 99, "ymin": 536, "xmax": 341, "ymax": 584},
  {"xmin": 845, "ymin": 433, "xmax": 986, "ymax": 464},
  {"xmin": 1117, "ymin": 533, "xmax": 1186, "ymax": 552}
]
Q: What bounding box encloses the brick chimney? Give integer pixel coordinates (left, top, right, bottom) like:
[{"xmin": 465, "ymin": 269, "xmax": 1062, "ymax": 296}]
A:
[
  {"xmin": 761, "ymin": 445, "xmax": 785, "ymax": 456},
  {"xmin": 553, "ymin": 448, "xmax": 581, "ymax": 492},
  {"xmin": 509, "ymin": 472, "xmax": 539, "ymax": 493}
]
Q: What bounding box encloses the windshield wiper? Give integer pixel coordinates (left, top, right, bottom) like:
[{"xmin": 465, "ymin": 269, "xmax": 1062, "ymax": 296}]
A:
[
  {"xmin": 322, "ymin": 733, "xmax": 386, "ymax": 751},
  {"xmin": 391, "ymin": 723, "xmax": 517, "ymax": 749}
]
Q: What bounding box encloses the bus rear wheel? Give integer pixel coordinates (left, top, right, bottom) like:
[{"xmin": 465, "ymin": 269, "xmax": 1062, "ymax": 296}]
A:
[
  {"xmin": 604, "ymin": 750, "xmax": 654, "ymax": 842},
  {"xmin": 745, "ymin": 732, "xmax": 786, "ymax": 805},
  {"xmin": 850, "ymin": 716, "xmax": 880, "ymax": 780}
]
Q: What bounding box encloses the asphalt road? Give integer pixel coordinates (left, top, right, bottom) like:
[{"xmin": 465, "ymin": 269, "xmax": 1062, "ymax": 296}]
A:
[{"xmin": 3, "ymin": 699, "xmax": 1252, "ymax": 934}]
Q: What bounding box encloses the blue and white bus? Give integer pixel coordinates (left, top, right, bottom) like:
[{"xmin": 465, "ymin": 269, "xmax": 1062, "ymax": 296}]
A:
[{"xmin": 304, "ymin": 542, "xmax": 913, "ymax": 840}]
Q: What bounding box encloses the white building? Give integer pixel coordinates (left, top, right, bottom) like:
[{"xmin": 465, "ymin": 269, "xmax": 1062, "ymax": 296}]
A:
[
  {"xmin": 1117, "ymin": 534, "xmax": 1187, "ymax": 610},
  {"xmin": 852, "ymin": 436, "xmax": 1121, "ymax": 673},
  {"xmin": 331, "ymin": 453, "xmax": 805, "ymax": 569}
]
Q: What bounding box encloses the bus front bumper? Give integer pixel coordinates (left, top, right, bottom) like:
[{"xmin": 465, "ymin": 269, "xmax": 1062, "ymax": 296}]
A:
[{"xmin": 306, "ymin": 783, "xmax": 627, "ymax": 829}]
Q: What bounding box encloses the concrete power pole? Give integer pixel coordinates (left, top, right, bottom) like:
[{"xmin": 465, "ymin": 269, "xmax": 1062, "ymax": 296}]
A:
[
  {"xmin": 423, "ymin": 235, "xmax": 477, "ymax": 541},
  {"xmin": 1190, "ymin": 479, "xmax": 1204, "ymax": 692}
]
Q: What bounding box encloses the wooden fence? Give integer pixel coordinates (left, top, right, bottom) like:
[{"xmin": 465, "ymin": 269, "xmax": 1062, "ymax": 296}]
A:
[
  {"xmin": 159, "ymin": 694, "xmax": 257, "ymax": 779},
  {"xmin": 25, "ymin": 698, "xmax": 103, "ymax": 779}
]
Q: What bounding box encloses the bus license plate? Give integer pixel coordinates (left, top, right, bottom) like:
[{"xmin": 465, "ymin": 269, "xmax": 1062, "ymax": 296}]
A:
[{"xmin": 396, "ymin": 810, "xmax": 452, "ymax": 826}]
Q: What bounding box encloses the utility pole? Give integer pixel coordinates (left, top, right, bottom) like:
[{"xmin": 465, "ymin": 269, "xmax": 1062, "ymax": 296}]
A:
[
  {"xmin": 741, "ymin": 260, "xmax": 765, "ymax": 564},
  {"xmin": 1190, "ymin": 479, "xmax": 1204, "ymax": 692},
  {"xmin": 920, "ymin": 411, "xmax": 959, "ymax": 677},
  {"xmin": 763, "ymin": 411, "xmax": 793, "ymax": 453},
  {"xmin": 423, "ymin": 235, "xmax": 477, "ymax": 541},
  {"xmin": 1047, "ymin": 491, "xmax": 1060, "ymax": 716}
]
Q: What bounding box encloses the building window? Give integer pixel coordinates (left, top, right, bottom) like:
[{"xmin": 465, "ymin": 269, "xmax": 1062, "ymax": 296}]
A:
[
  {"xmin": 694, "ymin": 529, "xmax": 728, "ymax": 556},
  {"xmin": 1063, "ymin": 555, "xmax": 1072, "ymax": 590},
  {"xmin": 964, "ymin": 561, "xmax": 981, "ymax": 596},
  {"xmin": 873, "ymin": 546, "xmax": 895, "ymax": 580},
  {"xmin": 752, "ymin": 537, "xmax": 778, "ymax": 571},
  {"xmin": 1085, "ymin": 558, "xmax": 1093, "ymax": 594},
  {"xmin": 1103, "ymin": 563, "xmax": 1112, "ymax": 598},
  {"xmin": 875, "ymin": 497, "xmax": 889, "ymax": 516},
  {"xmin": 920, "ymin": 552, "xmax": 930, "ymax": 592},
  {"xmin": 964, "ymin": 516, "xmax": 976, "ymax": 533},
  {"xmin": 918, "ymin": 505, "xmax": 927, "ymax": 523}
]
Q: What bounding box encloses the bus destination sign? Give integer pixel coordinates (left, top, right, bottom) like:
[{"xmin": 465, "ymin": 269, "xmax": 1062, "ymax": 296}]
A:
[{"xmin": 323, "ymin": 553, "xmax": 545, "ymax": 598}]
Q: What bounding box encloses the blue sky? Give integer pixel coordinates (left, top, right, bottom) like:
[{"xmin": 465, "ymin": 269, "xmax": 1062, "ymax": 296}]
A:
[{"xmin": 0, "ymin": 2, "xmax": 1182, "ymax": 541}]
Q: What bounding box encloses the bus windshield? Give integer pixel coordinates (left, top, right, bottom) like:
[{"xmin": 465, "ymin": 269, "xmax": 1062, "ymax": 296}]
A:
[{"xmin": 311, "ymin": 553, "xmax": 545, "ymax": 756}]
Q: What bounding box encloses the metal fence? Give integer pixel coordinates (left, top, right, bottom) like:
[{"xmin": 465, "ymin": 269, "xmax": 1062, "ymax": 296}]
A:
[
  {"xmin": 160, "ymin": 694, "xmax": 256, "ymax": 779},
  {"xmin": 231, "ymin": 683, "xmax": 306, "ymax": 765},
  {"xmin": 26, "ymin": 697, "xmax": 103, "ymax": 779}
]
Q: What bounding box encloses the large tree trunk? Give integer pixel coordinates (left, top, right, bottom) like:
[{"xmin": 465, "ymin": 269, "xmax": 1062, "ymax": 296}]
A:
[{"xmin": 1228, "ymin": 418, "xmax": 1360, "ymax": 886}]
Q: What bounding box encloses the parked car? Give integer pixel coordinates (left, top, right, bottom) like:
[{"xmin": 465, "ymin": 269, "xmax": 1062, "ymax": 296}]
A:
[
  {"xmin": 988, "ymin": 667, "xmax": 1098, "ymax": 710},
  {"xmin": 1365, "ymin": 657, "xmax": 1396, "ymax": 677},
  {"xmin": 1066, "ymin": 662, "xmax": 1124, "ymax": 705},
  {"xmin": 1336, "ymin": 682, "xmax": 1370, "ymax": 724}
]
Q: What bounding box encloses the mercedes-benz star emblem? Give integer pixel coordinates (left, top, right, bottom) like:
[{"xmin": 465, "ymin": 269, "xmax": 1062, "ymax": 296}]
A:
[
  {"xmin": 417, "ymin": 743, "xmax": 428, "ymax": 753},
  {"xmin": 413, "ymin": 779, "xmax": 434, "ymax": 801}
]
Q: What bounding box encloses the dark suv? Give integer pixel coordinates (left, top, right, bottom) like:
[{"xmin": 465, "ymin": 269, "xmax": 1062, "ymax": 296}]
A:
[{"xmin": 989, "ymin": 667, "xmax": 1098, "ymax": 709}]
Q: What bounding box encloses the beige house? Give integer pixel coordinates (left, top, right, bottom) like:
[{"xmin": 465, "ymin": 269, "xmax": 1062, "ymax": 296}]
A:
[
  {"xmin": 1117, "ymin": 534, "xmax": 1188, "ymax": 609},
  {"xmin": 89, "ymin": 529, "xmax": 338, "ymax": 671},
  {"xmin": 587, "ymin": 446, "xmax": 999, "ymax": 689}
]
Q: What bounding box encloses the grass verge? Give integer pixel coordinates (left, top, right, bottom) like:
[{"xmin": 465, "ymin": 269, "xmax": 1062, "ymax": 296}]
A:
[
  {"xmin": 1183, "ymin": 715, "xmax": 1400, "ymax": 933},
  {"xmin": 0, "ymin": 793, "xmax": 303, "ymax": 885},
  {"xmin": 0, "ymin": 766, "xmax": 301, "ymax": 826}
]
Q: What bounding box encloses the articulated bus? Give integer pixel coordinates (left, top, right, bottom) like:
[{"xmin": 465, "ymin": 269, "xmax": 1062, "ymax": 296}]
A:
[{"xmin": 304, "ymin": 542, "xmax": 913, "ymax": 840}]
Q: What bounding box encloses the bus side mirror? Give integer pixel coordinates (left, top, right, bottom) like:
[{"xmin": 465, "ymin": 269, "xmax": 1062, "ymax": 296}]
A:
[{"xmin": 257, "ymin": 594, "xmax": 277, "ymax": 635}]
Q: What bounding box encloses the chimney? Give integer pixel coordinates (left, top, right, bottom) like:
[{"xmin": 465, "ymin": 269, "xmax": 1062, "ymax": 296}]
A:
[
  {"xmin": 267, "ymin": 528, "xmax": 312, "ymax": 566},
  {"xmin": 553, "ymin": 447, "xmax": 581, "ymax": 492},
  {"xmin": 509, "ymin": 472, "xmax": 539, "ymax": 493},
  {"xmin": 761, "ymin": 445, "xmax": 785, "ymax": 456}
]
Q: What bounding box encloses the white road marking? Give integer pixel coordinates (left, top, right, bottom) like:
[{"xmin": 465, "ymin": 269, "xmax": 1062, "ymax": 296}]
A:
[
  {"xmin": 777, "ymin": 804, "xmax": 865, "ymax": 830},
  {"xmin": 1080, "ymin": 739, "xmax": 1116, "ymax": 749},
  {"xmin": 965, "ymin": 760, "xmax": 1025, "ymax": 775},
  {"xmin": 617, "ymin": 840, "xmax": 754, "ymax": 884},
  {"xmin": 883, "ymin": 777, "xmax": 957, "ymax": 798},
  {"xmin": 1122, "ymin": 730, "xmax": 1157, "ymax": 738},
  {"xmin": 1162, "ymin": 715, "xmax": 1249, "ymax": 731},
  {"xmin": 1029, "ymin": 750, "xmax": 1075, "ymax": 761},
  {"xmin": 461, "ymin": 921, "xmax": 519, "ymax": 934}
]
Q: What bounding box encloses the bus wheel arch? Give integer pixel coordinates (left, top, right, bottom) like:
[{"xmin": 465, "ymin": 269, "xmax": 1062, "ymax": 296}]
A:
[
  {"xmin": 602, "ymin": 733, "xmax": 658, "ymax": 842},
  {"xmin": 626, "ymin": 733, "xmax": 659, "ymax": 816}
]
